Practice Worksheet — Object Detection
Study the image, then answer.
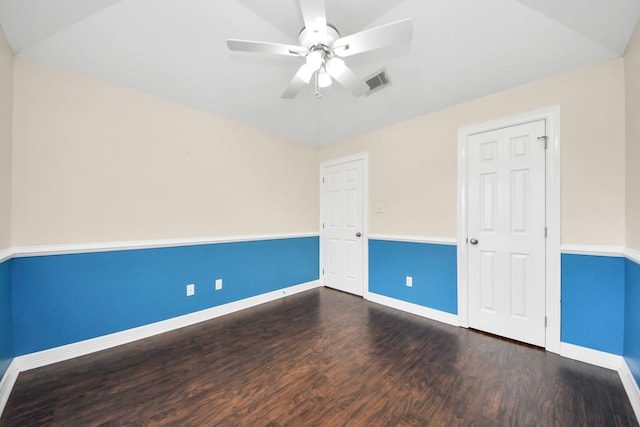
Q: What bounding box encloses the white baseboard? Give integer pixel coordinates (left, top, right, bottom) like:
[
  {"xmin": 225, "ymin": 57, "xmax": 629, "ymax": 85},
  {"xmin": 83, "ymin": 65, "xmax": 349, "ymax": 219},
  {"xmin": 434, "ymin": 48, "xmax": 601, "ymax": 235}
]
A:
[
  {"xmin": 0, "ymin": 360, "xmax": 19, "ymax": 416},
  {"xmin": 620, "ymin": 359, "xmax": 640, "ymax": 422},
  {"xmin": 15, "ymin": 280, "xmax": 321, "ymax": 372},
  {"xmin": 0, "ymin": 280, "xmax": 320, "ymax": 418},
  {"xmin": 551, "ymin": 343, "xmax": 640, "ymax": 421},
  {"xmin": 365, "ymin": 292, "xmax": 459, "ymax": 327},
  {"xmin": 560, "ymin": 342, "xmax": 623, "ymax": 370}
]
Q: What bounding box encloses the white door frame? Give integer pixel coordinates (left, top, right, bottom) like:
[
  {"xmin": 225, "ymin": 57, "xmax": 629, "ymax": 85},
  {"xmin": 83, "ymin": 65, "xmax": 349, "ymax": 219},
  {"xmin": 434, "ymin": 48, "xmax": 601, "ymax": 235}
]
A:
[
  {"xmin": 457, "ymin": 107, "xmax": 561, "ymax": 354},
  {"xmin": 320, "ymin": 152, "xmax": 369, "ymax": 296}
]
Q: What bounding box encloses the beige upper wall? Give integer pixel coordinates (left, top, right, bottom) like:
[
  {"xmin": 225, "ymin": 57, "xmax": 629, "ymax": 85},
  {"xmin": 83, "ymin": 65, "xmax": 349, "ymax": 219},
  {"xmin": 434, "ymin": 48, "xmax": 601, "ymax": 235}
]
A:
[
  {"xmin": 626, "ymin": 20, "xmax": 640, "ymax": 252},
  {"xmin": 12, "ymin": 58, "xmax": 319, "ymax": 247},
  {"xmin": 320, "ymin": 59, "xmax": 626, "ymax": 246},
  {"xmin": 9, "ymin": 53, "xmax": 630, "ymax": 248},
  {"xmin": 0, "ymin": 27, "xmax": 12, "ymax": 251}
]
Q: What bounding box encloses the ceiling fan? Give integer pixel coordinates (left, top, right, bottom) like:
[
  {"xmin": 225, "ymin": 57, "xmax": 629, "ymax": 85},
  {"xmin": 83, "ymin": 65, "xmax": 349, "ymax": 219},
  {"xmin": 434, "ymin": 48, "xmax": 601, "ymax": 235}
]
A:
[{"xmin": 226, "ymin": 0, "xmax": 413, "ymax": 99}]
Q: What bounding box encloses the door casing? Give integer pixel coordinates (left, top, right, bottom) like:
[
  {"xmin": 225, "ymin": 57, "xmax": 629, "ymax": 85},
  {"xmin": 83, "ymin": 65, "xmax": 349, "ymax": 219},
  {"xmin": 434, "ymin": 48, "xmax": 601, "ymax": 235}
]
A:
[{"xmin": 457, "ymin": 107, "xmax": 561, "ymax": 354}]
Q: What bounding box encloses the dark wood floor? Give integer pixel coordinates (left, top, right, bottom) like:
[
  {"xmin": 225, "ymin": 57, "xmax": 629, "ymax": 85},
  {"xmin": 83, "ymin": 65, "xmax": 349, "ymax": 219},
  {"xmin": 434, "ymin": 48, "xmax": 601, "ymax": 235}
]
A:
[{"xmin": 1, "ymin": 288, "xmax": 637, "ymax": 426}]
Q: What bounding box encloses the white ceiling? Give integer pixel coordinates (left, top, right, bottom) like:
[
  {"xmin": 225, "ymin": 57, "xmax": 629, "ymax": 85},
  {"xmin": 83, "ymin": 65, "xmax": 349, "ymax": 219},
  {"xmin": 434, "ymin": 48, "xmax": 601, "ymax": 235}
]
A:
[{"xmin": 1, "ymin": 0, "xmax": 639, "ymax": 146}]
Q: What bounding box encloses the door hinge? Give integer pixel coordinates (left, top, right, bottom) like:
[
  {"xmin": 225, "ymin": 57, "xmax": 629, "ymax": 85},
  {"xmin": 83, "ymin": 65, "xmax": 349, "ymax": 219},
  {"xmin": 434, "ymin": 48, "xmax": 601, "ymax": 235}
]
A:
[
  {"xmin": 545, "ymin": 316, "xmax": 548, "ymax": 327},
  {"xmin": 322, "ymin": 268, "xmax": 325, "ymax": 275},
  {"xmin": 545, "ymin": 227, "xmax": 548, "ymax": 238},
  {"xmin": 322, "ymin": 177, "xmax": 325, "ymax": 184},
  {"xmin": 538, "ymin": 136, "xmax": 548, "ymax": 149},
  {"xmin": 322, "ymin": 223, "xmax": 325, "ymax": 229}
]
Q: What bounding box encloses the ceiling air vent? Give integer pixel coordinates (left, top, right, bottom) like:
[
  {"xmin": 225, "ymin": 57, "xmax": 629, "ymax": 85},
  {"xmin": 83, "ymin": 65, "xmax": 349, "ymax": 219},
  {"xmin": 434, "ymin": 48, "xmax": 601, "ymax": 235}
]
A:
[{"xmin": 365, "ymin": 69, "xmax": 391, "ymax": 95}]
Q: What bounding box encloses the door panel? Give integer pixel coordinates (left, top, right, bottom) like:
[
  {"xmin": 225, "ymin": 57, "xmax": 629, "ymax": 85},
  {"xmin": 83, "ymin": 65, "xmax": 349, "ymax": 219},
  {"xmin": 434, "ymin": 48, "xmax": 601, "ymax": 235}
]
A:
[
  {"xmin": 468, "ymin": 120, "xmax": 546, "ymax": 346},
  {"xmin": 322, "ymin": 159, "xmax": 364, "ymax": 296},
  {"xmin": 480, "ymin": 251, "xmax": 497, "ymax": 312},
  {"xmin": 480, "ymin": 173, "xmax": 497, "ymax": 231}
]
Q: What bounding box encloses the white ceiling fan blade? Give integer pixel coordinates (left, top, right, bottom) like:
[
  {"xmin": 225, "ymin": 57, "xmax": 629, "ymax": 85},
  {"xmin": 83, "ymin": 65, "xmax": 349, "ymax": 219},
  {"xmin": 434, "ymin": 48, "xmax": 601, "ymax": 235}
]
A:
[
  {"xmin": 281, "ymin": 65, "xmax": 312, "ymax": 99},
  {"xmin": 299, "ymin": 0, "xmax": 327, "ymax": 45},
  {"xmin": 326, "ymin": 58, "xmax": 369, "ymax": 97},
  {"xmin": 333, "ymin": 18, "xmax": 413, "ymax": 58},
  {"xmin": 227, "ymin": 39, "xmax": 307, "ymax": 56}
]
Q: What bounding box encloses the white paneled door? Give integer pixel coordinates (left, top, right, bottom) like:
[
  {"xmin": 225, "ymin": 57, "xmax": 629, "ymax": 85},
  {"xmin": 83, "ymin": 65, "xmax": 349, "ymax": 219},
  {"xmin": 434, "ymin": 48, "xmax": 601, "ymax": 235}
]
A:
[
  {"xmin": 467, "ymin": 120, "xmax": 546, "ymax": 347},
  {"xmin": 322, "ymin": 157, "xmax": 364, "ymax": 296}
]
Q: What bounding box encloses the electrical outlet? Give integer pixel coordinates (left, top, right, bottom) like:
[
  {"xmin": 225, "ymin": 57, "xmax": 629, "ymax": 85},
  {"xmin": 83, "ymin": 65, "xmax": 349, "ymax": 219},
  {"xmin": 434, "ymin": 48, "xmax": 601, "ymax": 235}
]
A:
[
  {"xmin": 215, "ymin": 279, "xmax": 222, "ymax": 291},
  {"xmin": 186, "ymin": 283, "xmax": 195, "ymax": 296},
  {"xmin": 406, "ymin": 276, "xmax": 413, "ymax": 287}
]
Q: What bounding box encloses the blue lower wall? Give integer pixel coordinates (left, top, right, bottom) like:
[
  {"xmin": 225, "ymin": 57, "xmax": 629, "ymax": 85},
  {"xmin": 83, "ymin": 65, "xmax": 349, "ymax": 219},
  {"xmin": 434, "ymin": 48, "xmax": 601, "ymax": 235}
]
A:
[
  {"xmin": 561, "ymin": 254, "xmax": 625, "ymax": 355},
  {"xmin": 369, "ymin": 240, "xmax": 457, "ymax": 315},
  {"xmin": 11, "ymin": 237, "xmax": 319, "ymax": 355},
  {"xmin": 3, "ymin": 235, "xmax": 639, "ymax": 395},
  {"xmin": 367, "ymin": 242, "xmax": 628, "ymax": 357},
  {"xmin": 0, "ymin": 259, "xmax": 13, "ymax": 377},
  {"xmin": 625, "ymin": 258, "xmax": 640, "ymax": 386}
]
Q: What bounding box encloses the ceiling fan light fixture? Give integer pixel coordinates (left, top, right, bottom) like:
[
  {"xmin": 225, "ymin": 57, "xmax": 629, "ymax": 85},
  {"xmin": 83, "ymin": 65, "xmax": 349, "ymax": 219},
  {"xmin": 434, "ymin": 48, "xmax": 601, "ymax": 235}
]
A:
[
  {"xmin": 306, "ymin": 50, "xmax": 324, "ymax": 71},
  {"xmin": 296, "ymin": 64, "xmax": 314, "ymax": 83},
  {"xmin": 326, "ymin": 57, "xmax": 345, "ymax": 75},
  {"xmin": 318, "ymin": 67, "xmax": 332, "ymax": 88}
]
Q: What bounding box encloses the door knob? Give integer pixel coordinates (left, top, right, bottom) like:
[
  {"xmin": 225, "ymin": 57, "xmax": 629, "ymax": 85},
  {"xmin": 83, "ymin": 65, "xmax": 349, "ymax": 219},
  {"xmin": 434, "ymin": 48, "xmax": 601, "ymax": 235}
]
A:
[
  {"xmin": 356, "ymin": 232, "xmax": 362, "ymax": 237},
  {"xmin": 469, "ymin": 238, "xmax": 478, "ymax": 245}
]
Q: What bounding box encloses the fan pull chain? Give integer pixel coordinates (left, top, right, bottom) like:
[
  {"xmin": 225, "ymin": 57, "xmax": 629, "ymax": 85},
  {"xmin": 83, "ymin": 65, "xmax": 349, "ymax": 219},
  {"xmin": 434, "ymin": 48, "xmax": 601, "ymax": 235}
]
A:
[{"xmin": 314, "ymin": 71, "xmax": 322, "ymax": 98}]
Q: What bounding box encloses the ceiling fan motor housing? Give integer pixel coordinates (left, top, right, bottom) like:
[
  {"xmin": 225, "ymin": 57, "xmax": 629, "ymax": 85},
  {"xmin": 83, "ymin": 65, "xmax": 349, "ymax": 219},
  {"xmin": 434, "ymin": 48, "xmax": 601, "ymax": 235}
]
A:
[{"xmin": 298, "ymin": 24, "xmax": 340, "ymax": 49}]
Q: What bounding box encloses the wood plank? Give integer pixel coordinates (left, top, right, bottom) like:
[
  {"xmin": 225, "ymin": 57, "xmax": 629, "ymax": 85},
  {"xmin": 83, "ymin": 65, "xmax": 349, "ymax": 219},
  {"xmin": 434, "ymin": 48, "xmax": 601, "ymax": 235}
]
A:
[{"xmin": 1, "ymin": 288, "xmax": 637, "ymax": 426}]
